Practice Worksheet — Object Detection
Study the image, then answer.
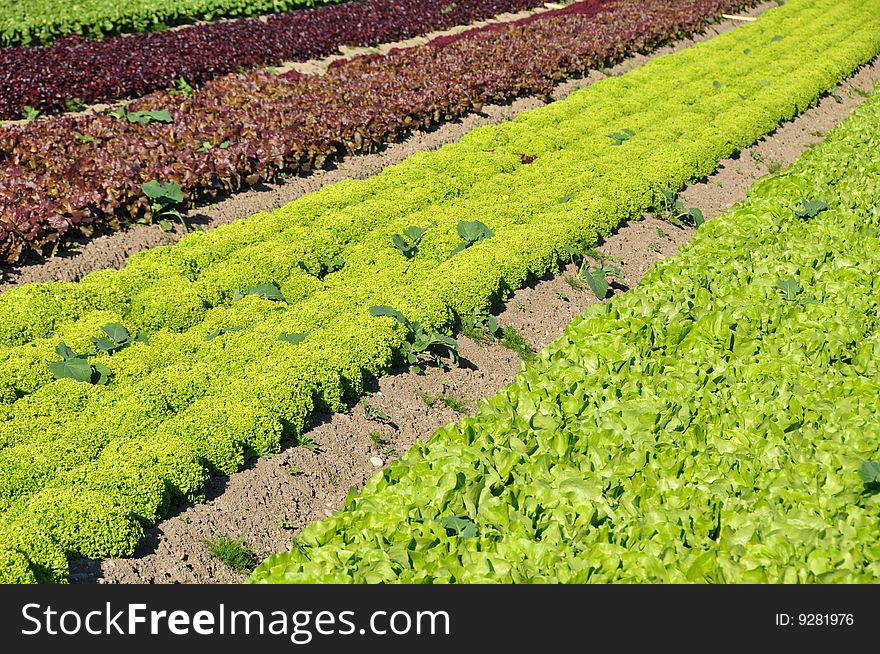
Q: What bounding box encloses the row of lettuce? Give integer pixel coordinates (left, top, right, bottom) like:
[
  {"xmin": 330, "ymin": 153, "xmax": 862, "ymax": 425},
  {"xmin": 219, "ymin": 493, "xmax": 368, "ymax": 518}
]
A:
[
  {"xmin": 252, "ymin": 85, "xmax": 880, "ymax": 584},
  {"xmin": 0, "ymin": 0, "xmax": 347, "ymax": 47},
  {"xmin": 1, "ymin": 0, "xmax": 879, "ymax": 583},
  {"xmin": 0, "ymin": 0, "xmax": 751, "ymax": 264},
  {"xmin": 0, "ymin": 0, "xmax": 551, "ymax": 119}
]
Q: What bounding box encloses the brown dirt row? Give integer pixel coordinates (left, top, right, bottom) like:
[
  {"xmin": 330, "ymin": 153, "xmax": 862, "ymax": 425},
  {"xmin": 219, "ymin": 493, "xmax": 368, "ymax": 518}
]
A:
[
  {"xmin": 68, "ymin": 22, "xmax": 880, "ymax": 585},
  {"xmin": 0, "ymin": 1, "xmax": 772, "ymax": 291}
]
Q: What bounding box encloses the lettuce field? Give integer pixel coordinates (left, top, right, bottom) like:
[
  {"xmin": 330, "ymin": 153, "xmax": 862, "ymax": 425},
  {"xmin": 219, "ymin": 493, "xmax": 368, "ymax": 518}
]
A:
[{"xmin": 0, "ymin": 0, "xmax": 879, "ymax": 585}]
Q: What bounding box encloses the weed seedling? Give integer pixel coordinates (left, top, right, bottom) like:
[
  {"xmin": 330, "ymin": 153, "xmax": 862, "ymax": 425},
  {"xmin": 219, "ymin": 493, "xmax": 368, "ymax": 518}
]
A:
[
  {"xmin": 500, "ymin": 327, "xmax": 535, "ymax": 360},
  {"xmin": 299, "ymin": 435, "xmax": 320, "ymax": 453},
  {"xmin": 22, "ymin": 105, "xmax": 40, "ymax": 120},
  {"xmin": 564, "ymin": 275, "xmax": 584, "ymax": 291},
  {"xmin": 369, "ymin": 431, "xmax": 384, "ymax": 447},
  {"xmin": 232, "ymin": 283, "xmax": 286, "ymax": 303},
  {"xmin": 279, "ymin": 521, "xmax": 295, "ymax": 530},
  {"xmin": 793, "ymin": 199, "xmax": 829, "ymax": 219},
  {"xmin": 170, "ymin": 76, "xmax": 194, "ymax": 98},
  {"xmin": 204, "ymin": 535, "xmax": 256, "ymax": 572},
  {"xmin": 608, "ymin": 128, "xmax": 635, "ymax": 146},
  {"xmin": 393, "ymin": 223, "xmax": 434, "ymax": 258},
  {"xmin": 653, "ymin": 188, "xmax": 705, "ymax": 228},
  {"xmin": 450, "ymin": 220, "xmax": 493, "ymax": 257},
  {"xmin": 859, "ymin": 461, "xmax": 880, "ymax": 493},
  {"xmin": 49, "ymin": 341, "xmax": 114, "ymax": 385},
  {"xmin": 776, "ymin": 277, "xmax": 817, "ymax": 307},
  {"xmin": 649, "ymin": 241, "xmax": 661, "ymax": 253},
  {"xmin": 142, "ymin": 179, "xmax": 187, "ymax": 231},
  {"xmin": 441, "ymin": 393, "xmax": 469, "ymax": 414},
  {"xmin": 369, "ymin": 305, "xmax": 459, "ymax": 374},
  {"xmin": 462, "ymin": 308, "xmax": 501, "ymax": 343},
  {"xmin": 417, "ymin": 390, "xmax": 440, "ymax": 408},
  {"xmin": 567, "ymin": 248, "xmax": 625, "ymax": 300},
  {"xmin": 361, "ymin": 398, "xmax": 392, "ymax": 424},
  {"xmin": 65, "ymin": 97, "xmax": 86, "ymax": 112},
  {"xmin": 110, "ymin": 104, "xmax": 173, "ymax": 124},
  {"xmin": 767, "ymin": 161, "xmax": 783, "ymax": 174},
  {"xmin": 287, "ymin": 465, "xmax": 304, "ymax": 476}
]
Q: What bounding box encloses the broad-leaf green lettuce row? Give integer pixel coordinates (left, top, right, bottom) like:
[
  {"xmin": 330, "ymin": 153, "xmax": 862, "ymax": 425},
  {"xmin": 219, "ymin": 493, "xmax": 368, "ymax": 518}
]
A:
[
  {"xmin": 1, "ymin": 0, "xmax": 878, "ymax": 582},
  {"xmin": 251, "ymin": 85, "xmax": 880, "ymax": 584},
  {"xmin": 0, "ymin": 0, "xmax": 346, "ymax": 47}
]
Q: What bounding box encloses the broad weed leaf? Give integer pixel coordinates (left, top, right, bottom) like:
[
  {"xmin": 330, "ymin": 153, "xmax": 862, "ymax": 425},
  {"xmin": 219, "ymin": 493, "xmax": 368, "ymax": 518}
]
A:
[
  {"xmin": 49, "ymin": 358, "xmax": 93, "ymax": 383},
  {"xmin": 369, "ymin": 305, "xmax": 409, "ymax": 327},
  {"xmin": 54, "ymin": 342, "xmax": 78, "ymax": 361},
  {"xmin": 278, "ymin": 332, "xmax": 308, "ymax": 344},
  {"xmin": 101, "ymin": 323, "xmax": 130, "ymax": 343}
]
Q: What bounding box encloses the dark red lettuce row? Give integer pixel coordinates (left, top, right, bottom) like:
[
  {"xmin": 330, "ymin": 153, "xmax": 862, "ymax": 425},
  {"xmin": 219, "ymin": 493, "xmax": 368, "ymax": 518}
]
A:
[
  {"xmin": 0, "ymin": 0, "xmax": 549, "ymax": 120},
  {"xmin": 0, "ymin": 0, "xmax": 755, "ymax": 264}
]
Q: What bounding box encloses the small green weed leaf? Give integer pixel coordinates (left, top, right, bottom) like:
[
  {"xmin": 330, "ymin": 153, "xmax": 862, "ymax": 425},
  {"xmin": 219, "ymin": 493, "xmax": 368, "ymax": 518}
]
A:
[
  {"xmin": 141, "ymin": 180, "xmax": 184, "ymax": 204},
  {"xmin": 450, "ymin": 220, "xmax": 493, "ymax": 257},
  {"xmin": 794, "ymin": 199, "xmax": 829, "ymax": 219},
  {"xmin": 92, "ymin": 363, "xmax": 112, "ymax": 385},
  {"xmin": 244, "ymin": 284, "xmax": 286, "ymax": 302},
  {"xmin": 440, "ymin": 516, "xmax": 478, "ymax": 538},
  {"xmin": 278, "ymin": 332, "xmax": 308, "ymax": 345},
  {"xmin": 858, "ymin": 461, "xmax": 880, "ymax": 484},
  {"xmin": 127, "ymin": 109, "xmax": 173, "ymax": 124},
  {"xmin": 91, "ymin": 337, "xmax": 117, "ymax": 352},
  {"xmin": 684, "ymin": 207, "xmax": 705, "ymax": 227},
  {"xmin": 776, "ymin": 277, "xmax": 802, "ymax": 301},
  {"xmin": 403, "ymin": 225, "xmax": 429, "ymax": 242},
  {"xmin": 583, "ymin": 269, "xmax": 610, "ymax": 299},
  {"xmin": 49, "ymin": 358, "xmax": 94, "ymax": 383},
  {"xmin": 457, "ymin": 220, "xmax": 493, "ymax": 243},
  {"xmin": 102, "ymin": 323, "xmax": 131, "ymax": 343},
  {"xmin": 158, "ymin": 218, "xmax": 174, "ymax": 232},
  {"xmin": 712, "ymin": 80, "xmax": 721, "ymax": 89},
  {"xmin": 558, "ymin": 194, "xmax": 572, "ymax": 204},
  {"xmin": 608, "ymin": 128, "xmax": 635, "ymax": 145},
  {"xmin": 771, "ymin": 34, "xmax": 784, "ymax": 42},
  {"xmin": 393, "ymin": 223, "xmax": 433, "ymax": 258},
  {"xmin": 205, "ymin": 326, "xmax": 243, "ymax": 342},
  {"xmin": 325, "ymin": 257, "xmax": 345, "ymax": 274},
  {"xmin": 54, "ymin": 342, "xmax": 78, "ymax": 361},
  {"xmin": 369, "ymin": 305, "xmax": 409, "ymax": 327}
]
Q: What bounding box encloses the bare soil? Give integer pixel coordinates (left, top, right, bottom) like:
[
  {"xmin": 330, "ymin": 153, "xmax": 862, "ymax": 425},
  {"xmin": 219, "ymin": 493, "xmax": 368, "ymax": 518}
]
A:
[
  {"xmin": 0, "ymin": 2, "xmax": 773, "ymax": 292},
  {"xmin": 68, "ymin": 47, "xmax": 880, "ymax": 585}
]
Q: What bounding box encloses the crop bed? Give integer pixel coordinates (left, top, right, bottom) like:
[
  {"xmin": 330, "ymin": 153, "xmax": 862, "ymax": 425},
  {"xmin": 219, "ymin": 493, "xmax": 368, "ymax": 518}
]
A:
[
  {"xmin": 0, "ymin": 0, "xmax": 751, "ymax": 263},
  {"xmin": 0, "ymin": 0, "xmax": 550, "ymax": 120},
  {"xmin": 0, "ymin": 0, "xmax": 347, "ymax": 47},
  {"xmin": 252, "ymin": 87, "xmax": 880, "ymax": 583},
  {"xmin": 0, "ymin": 0, "xmax": 877, "ymax": 583}
]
